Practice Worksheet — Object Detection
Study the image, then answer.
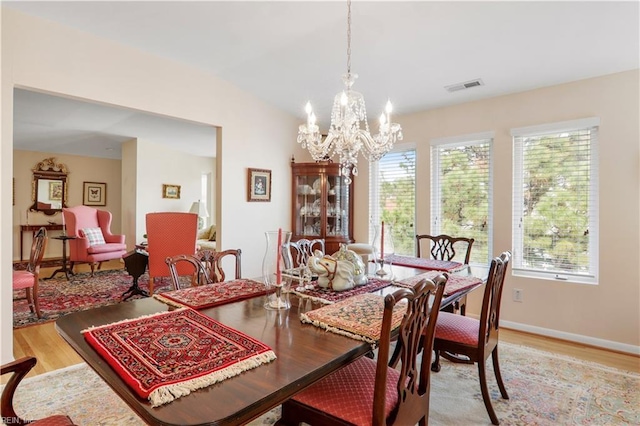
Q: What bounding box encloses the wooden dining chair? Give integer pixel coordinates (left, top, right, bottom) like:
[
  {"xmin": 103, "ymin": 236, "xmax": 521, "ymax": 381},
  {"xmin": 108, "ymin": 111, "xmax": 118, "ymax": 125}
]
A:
[
  {"xmin": 282, "ymin": 238, "xmax": 325, "ymax": 269},
  {"xmin": 2, "ymin": 356, "xmax": 76, "ymax": 425},
  {"xmin": 431, "ymin": 251, "xmax": 511, "ymax": 425},
  {"xmin": 208, "ymin": 249, "xmax": 242, "ymax": 282},
  {"xmin": 416, "ymin": 233, "xmax": 475, "ymax": 315},
  {"xmin": 165, "ymin": 254, "xmax": 213, "ymax": 290},
  {"xmin": 277, "ymin": 275, "xmax": 447, "ymax": 426},
  {"xmin": 13, "ymin": 227, "xmax": 48, "ymax": 318}
]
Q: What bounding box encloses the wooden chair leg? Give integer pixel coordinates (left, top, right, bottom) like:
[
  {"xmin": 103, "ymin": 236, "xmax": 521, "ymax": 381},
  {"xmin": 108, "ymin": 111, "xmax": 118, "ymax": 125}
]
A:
[
  {"xmin": 431, "ymin": 349, "xmax": 442, "ymax": 372},
  {"xmin": 33, "ymin": 290, "xmax": 42, "ymax": 319},
  {"xmin": 89, "ymin": 263, "xmax": 96, "ymax": 277},
  {"xmin": 492, "ymin": 347, "xmax": 509, "ymax": 399},
  {"xmin": 478, "ymin": 360, "xmax": 500, "ymax": 425}
]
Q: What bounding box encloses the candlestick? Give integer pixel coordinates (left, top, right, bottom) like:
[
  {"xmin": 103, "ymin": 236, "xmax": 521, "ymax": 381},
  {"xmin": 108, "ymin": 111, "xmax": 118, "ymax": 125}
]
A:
[
  {"xmin": 276, "ymin": 228, "xmax": 282, "ymax": 285},
  {"xmin": 380, "ymin": 221, "xmax": 385, "ymax": 260}
]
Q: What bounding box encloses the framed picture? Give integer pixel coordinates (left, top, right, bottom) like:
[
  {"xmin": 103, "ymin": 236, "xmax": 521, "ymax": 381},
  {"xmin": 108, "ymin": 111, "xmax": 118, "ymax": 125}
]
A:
[
  {"xmin": 248, "ymin": 168, "xmax": 271, "ymax": 202},
  {"xmin": 163, "ymin": 184, "xmax": 181, "ymax": 199},
  {"xmin": 49, "ymin": 181, "xmax": 63, "ymax": 201},
  {"xmin": 83, "ymin": 181, "xmax": 107, "ymax": 206}
]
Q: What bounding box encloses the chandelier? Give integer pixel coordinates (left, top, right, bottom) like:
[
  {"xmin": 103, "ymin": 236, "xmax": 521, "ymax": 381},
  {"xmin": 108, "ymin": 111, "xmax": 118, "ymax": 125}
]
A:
[{"xmin": 297, "ymin": 0, "xmax": 402, "ymax": 183}]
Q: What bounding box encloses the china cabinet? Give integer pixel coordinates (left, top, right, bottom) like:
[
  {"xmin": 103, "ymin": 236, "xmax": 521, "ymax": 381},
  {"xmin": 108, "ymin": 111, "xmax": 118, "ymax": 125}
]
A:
[{"xmin": 291, "ymin": 161, "xmax": 354, "ymax": 255}]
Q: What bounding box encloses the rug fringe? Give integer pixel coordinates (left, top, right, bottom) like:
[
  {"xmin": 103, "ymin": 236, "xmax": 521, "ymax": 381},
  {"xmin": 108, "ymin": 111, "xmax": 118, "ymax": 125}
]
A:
[
  {"xmin": 148, "ymin": 350, "xmax": 277, "ymax": 407},
  {"xmin": 299, "ymin": 313, "xmax": 378, "ymax": 347},
  {"xmin": 152, "ymin": 294, "xmax": 186, "ymax": 308}
]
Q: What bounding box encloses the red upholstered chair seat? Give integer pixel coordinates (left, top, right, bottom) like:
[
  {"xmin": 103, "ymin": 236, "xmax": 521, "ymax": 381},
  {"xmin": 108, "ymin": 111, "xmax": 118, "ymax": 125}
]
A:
[
  {"xmin": 12, "ymin": 270, "xmax": 36, "ymax": 289},
  {"xmin": 435, "ymin": 311, "xmax": 480, "ymax": 346},
  {"xmin": 31, "ymin": 415, "xmax": 75, "ymax": 426},
  {"xmin": 291, "ymin": 356, "xmax": 400, "ymax": 426}
]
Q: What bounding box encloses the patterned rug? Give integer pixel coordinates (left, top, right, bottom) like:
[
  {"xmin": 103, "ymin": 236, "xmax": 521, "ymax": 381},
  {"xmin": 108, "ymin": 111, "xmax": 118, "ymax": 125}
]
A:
[
  {"xmin": 83, "ymin": 308, "xmax": 276, "ymax": 406},
  {"xmin": 4, "ymin": 343, "xmax": 638, "ymax": 425},
  {"xmin": 12, "ymin": 269, "xmax": 173, "ymax": 328},
  {"xmin": 291, "ymin": 277, "xmax": 393, "ymax": 304},
  {"xmin": 300, "ymin": 293, "xmax": 406, "ymax": 345},
  {"xmin": 154, "ymin": 278, "xmax": 266, "ymax": 309}
]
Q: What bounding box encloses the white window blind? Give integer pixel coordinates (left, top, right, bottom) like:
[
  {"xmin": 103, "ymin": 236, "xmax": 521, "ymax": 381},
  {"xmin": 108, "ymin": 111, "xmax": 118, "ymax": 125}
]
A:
[
  {"xmin": 431, "ymin": 133, "xmax": 493, "ymax": 265},
  {"xmin": 369, "ymin": 146, "xmax": 416, "ymax": 256},
  {"xmin": 512, "ymin": 118, "xmax": 599, "ymax": 284}
]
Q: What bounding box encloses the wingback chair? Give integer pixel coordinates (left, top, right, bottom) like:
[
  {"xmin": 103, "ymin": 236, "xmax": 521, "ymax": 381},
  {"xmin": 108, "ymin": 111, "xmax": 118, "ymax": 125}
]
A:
[
  {"xmin": 146, "ymin": 212, "xmax": 198, "ymax": 294},
  {"xmin": 63, "ymin": 205, "xmax": 127, "ymax": 276}
]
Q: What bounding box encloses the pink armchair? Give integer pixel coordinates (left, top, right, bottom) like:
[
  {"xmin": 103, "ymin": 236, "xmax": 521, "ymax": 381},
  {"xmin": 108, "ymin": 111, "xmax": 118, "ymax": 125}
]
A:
[
  {"xmin": 146, "ymin": 212, "xmax": 198, "ymax": 294},
  {"xmin": 63, "ymin": 205, "xmax": 127, "ymax": 276}
]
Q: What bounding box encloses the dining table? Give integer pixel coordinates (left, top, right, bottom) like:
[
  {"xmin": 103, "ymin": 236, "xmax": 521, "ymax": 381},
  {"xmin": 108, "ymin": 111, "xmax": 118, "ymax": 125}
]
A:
[{"xmin": 55, "ymin": 263, "xmax": 487, "ymax": 426}]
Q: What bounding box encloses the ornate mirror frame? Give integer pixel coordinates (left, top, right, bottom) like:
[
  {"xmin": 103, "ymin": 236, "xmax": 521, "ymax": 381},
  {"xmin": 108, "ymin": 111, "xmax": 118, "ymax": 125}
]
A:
[{"xmin": 30, "ymin": 157, "xmax": 69, "ymax": 216}]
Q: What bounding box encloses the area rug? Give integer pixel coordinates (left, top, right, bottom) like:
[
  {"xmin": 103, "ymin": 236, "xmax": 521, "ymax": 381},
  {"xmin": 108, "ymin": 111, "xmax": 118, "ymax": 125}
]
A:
[
  {"xmin": 154, "ymin": 278, "xmax": 266, "ymax": 309},
  {"xmin": 4, "ymin": 343, "xmax": 638, "ymax": 425},
  {"xmin": 12, "ymin": 269, "xmax": 173, "ymax": 328},
  {"xmin": 83, "ymin": 308, "xmax": 276, "ymax": 406},
  {"xmin": 300, "ymin": 293, "xmax": 406, "ymax": 345},
  {"xmin": 291, "ymin": 277, "xmax": 393, "ymax": 304}
]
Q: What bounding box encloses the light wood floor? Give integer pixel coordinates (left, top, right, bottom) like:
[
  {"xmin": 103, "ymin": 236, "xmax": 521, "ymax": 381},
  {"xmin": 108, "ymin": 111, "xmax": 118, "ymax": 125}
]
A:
[{"xmin": 7, "ymin": 260, "xmax": 639, "ymax": 383}]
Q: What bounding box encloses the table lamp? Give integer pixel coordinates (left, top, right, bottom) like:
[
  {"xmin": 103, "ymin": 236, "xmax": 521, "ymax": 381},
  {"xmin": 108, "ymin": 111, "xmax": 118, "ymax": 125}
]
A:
[{"xmin": 189, "ymin": 200, "xmax": 209, "ymax": 229}]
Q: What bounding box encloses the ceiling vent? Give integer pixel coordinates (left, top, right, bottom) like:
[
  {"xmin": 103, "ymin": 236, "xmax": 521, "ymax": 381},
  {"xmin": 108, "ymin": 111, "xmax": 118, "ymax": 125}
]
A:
[{"xmin": 445, "ymin": 78, "xmax": 485, "ymax": 93}]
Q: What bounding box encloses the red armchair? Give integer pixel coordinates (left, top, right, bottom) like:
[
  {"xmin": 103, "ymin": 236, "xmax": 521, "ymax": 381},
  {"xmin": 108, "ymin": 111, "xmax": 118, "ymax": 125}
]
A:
[
  {"xmin": 62, "ymin": 205, "xmax": 127, "ymax": 276},
  {"xmin": 146, "ymin": 212, "xmax": 198, "ymax": 294}
]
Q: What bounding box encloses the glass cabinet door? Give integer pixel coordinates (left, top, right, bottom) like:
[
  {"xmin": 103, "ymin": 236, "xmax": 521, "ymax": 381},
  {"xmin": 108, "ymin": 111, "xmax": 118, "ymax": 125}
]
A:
[
  {"xmin": 326, "ymin": 175, "xmax": 350, "ymax": 238},
  {"xmin": 294, "ymin": 173, "xmax": 322, "ymax": 237}
]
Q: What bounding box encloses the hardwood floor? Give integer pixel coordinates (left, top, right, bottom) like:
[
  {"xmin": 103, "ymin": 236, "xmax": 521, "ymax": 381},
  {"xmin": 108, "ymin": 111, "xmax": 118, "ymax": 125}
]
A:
[{"xmin": 7, "ymin": 260, "xmax": 639, "ymax": 383}]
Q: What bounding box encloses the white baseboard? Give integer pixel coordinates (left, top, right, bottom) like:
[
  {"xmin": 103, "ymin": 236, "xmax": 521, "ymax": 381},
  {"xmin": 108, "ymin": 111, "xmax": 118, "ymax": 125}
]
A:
[{"xmin": 500, "ymin": 319, "xmax": 640, "ymax": 356}]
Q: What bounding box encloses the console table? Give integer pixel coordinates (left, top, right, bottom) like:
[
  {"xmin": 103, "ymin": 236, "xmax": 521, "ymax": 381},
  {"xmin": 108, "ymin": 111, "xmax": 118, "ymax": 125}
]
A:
[{"xmin": 20, "ymin": 224, "xmax": 63, "ymax": 261}]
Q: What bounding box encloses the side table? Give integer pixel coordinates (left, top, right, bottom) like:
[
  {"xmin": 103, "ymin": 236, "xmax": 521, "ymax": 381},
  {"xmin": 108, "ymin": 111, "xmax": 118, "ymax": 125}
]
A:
[
  {"xmin": 122, "ymin": 249, "xmax": 149, "ymax": 300},
  {"xmin": 45, "ymin": 235, "xmax": 76, "ymax": 280}
]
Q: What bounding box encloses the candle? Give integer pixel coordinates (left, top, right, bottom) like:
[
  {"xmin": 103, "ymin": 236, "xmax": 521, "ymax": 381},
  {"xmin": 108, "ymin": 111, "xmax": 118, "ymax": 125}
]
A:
[
  {"xmin": 276, "ymin": 228, "xmax": 282, "ymax": 285},
  {"xmin": 380, "ymin": 221, "xmax": 385, "ymax": 261},
  {"xmin": 61, "ymin": 211, "xmax": 66, "ymax": 235}
]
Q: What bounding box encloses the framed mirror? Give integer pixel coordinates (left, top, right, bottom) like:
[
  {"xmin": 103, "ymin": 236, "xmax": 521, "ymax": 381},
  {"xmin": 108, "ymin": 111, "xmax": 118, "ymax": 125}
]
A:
[{"xmin": 30, "ymin": 157, "xmax": 69, "ymax": 215}]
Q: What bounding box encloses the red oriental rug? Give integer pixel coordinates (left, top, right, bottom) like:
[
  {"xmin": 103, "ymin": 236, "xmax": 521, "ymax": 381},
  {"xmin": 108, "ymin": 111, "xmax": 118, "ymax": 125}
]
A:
[
  {"xmin": 396, "ymin": 271, "xmax": 483, "ymax": 297},
  {"xmin": 83, "ymin": 308, "xmax": 276, "ymax": 407},
  {"xmin": 300, "ymin": 293, "xmax": 406, "ymax": 345},
  {"xmin": 154, "ymin": 278, "xmax": 266, "ymax": 309},
  {"xmin": 12, "ymin": 269, "xmax": 173, "ymax": 328},
  {"xmin": 381, "ymin": 254, "xmax": 464, "ymax": 272},
  {"xmin": 291, "ymin": 277, "xmax": 393, "ymax": 305}
]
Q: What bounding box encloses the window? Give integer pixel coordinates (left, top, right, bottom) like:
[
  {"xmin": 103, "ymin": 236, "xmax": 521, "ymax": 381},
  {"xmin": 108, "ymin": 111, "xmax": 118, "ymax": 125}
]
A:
[
  {"xmin": 512, "ymin": 118, "xmax": 599, "ymax": 284},
  {"xmin": 431, "ymin": 132, "xmax": 493, "ymax": 265},
  {"xmin": 369, "ymin": 145, "xmax": 416, "ymax": 256}
]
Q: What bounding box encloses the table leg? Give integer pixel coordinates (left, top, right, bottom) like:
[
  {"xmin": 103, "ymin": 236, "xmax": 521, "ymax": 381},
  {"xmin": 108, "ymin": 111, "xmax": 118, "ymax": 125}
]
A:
[{"xmin": 45, "ymin": 238, "xmax": 75, "ymax": 280}]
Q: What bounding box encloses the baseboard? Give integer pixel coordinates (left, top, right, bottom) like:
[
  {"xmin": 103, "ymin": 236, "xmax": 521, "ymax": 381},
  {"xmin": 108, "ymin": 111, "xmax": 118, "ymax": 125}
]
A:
[{"xmin": 500, "ymin": 319, "xmax": 640, "ymax": 356}]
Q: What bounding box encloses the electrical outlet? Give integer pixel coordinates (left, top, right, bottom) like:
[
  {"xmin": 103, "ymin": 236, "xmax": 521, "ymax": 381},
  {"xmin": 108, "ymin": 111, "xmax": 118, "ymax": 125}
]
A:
[{"xmin": 513, "ymin": 288, "xmax": 523, "ymax": 302}]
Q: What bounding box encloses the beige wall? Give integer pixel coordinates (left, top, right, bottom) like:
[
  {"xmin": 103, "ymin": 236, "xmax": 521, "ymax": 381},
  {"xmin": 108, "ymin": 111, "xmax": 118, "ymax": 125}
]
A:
[
  {"xmin": 13, "ymin": 150, "xmax": 122, "ymax": 260},
  {"xmin": 1, "ymin": 9, "xmax": 299, "ymax": 362},
  {"xmin": 354, "ymin": 70, "xmax": 640, "ymax": 353}
]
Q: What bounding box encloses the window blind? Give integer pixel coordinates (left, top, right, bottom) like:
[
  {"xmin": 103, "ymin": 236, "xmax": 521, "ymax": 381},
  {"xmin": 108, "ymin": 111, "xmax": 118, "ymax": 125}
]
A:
[
  {"xmin": 512, "ymin": 118, "xmax": 599, "ymax": 283},
  {"xmin": 369, "ymin": 147, "xmax": 416, "ymax": 256},
  {"xmin": 431, "ymin": 133, "xmax": 493, "ymax": 265}
]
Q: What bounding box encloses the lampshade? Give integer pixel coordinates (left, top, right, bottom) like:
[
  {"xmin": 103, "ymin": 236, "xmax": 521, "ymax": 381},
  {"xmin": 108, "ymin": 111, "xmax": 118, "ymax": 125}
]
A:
[{"xmin": 189, "ymin": 200, "xmax": 209, "ymax": 218}]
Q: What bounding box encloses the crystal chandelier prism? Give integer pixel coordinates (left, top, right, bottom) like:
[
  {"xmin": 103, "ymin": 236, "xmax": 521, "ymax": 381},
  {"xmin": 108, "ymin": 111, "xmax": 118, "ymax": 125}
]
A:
[{"xmin": 297, "ymin": 0, "xmax": 402, "ymax": 183}]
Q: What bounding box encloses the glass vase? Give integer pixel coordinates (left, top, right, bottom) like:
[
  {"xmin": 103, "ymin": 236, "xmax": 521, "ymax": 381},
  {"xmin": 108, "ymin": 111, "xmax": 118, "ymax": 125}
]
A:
[{"xmin": 262, "ymin": 230, "xmax": 293, "ymax": 310}]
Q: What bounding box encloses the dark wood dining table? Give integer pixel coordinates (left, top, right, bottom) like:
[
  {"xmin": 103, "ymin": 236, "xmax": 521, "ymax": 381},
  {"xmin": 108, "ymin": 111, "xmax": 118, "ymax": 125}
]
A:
[{"xmin": 55, "ymin": 264, "xmax": 487, "ymax": 426}]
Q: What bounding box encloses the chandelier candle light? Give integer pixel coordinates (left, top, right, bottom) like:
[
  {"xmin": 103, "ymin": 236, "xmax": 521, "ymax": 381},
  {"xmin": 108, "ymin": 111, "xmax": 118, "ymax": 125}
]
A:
[{"xmin": 297, "ymin": 0, "xmax": 402, "ymax": 183}]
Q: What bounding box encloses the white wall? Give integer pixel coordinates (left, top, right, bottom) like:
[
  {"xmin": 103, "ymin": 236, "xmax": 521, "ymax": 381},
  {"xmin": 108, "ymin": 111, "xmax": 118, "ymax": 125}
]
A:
[
  {"xmin": 354, "ymin": 70, "xmax": 640, "ymax": 353},
  {"xmin": 1, "ymin": 9, "xmax": 298, "ymax": 362}
]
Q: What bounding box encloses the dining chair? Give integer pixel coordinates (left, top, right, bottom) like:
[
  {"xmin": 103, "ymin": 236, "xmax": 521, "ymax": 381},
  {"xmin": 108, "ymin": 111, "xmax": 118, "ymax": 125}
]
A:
[
  {"xmin": 13, "ymin": 227, "xmax": 48, "ymax": 318},
  {"xmin": 146, "ymin": 212, "xmax": 198, "ymax": 294},
  {"xmin": 1, "ymin": 356, "xmax": 76, "ymax": 425},
  {"xmin": 277, "ymin": 275, "xmax": 448, "ymax": 426},
  {"xmin": 165, "ymin": 254, "xmax": 213, "ymax": 290},
  {"xmin": 282, "ymin": 238, "xmax": 325, "ymax": 269},
  {"xmin": 208, "ymin": 249, "xmax": 242, "ymax": 283},
  {"xmin": 416, "ymin": 233, "xmax": 475, "ymax": 315},
  {"xmin": 431, "ymin": 251, "xmax": 511, "ymax": 425}
]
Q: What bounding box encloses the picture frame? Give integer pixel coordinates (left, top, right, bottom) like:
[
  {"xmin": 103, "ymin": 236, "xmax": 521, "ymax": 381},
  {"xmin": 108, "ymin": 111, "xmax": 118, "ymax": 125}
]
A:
[
  {"xmin": 248, "ymin": 168, "xmax": 271, "ymax": 202},
  {"xmin": 83, "ymin": 181, "xmax": 107, "ymax": 206},
  {"xmin": 162, "ymin": 184, "xmax": 181, "ymax": 199},
  {"xmin": 49, "ymin": 181, "xmax": 63, "ymax": 201}
]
